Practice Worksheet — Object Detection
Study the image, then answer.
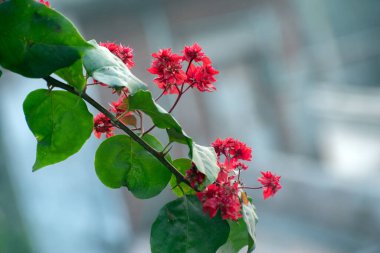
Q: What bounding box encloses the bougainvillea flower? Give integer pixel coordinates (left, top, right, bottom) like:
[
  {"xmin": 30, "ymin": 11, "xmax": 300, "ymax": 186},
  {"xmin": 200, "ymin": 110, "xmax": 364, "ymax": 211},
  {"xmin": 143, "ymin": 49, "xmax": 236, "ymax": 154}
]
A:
[
  {"xmin": 185, "ymin": 57, "xmax": 219, "ymax": 92},
  {"xmin": 147, "ymin": 48, "xmax": 186, "ymax": 94},
  {"xmin": 93, "ymin": 113, "xmax": 114, "ymax": 139},
  {"xmin": 212, "ymin": 137, "xmax": 252, "ymax": 162},
  {"xmin": 182, "ymin": 43, "xmax": 205, "ymax": 62},
  {"xmin": 196, "ymin": 181, "xmax": 242, "ymax": 221},
  {"xmin": 258, "ymin": 171, "xmax": 282, "ymax": 200}
]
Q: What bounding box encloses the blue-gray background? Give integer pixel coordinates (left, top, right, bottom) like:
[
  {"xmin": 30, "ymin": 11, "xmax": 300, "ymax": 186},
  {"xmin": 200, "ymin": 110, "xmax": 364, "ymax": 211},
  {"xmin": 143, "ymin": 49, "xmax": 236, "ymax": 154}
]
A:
[{"xmin": 1, "ymin": 0, "xmax": 380, "ymax": 252}]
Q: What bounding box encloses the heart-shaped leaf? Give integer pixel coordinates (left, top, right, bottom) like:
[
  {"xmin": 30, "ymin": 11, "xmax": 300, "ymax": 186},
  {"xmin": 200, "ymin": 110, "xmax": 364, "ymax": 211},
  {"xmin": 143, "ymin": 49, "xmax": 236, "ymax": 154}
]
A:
[
  {"xmin": 151, "ymin": 196, "xmax": 230, "ymax": 253},
  {"xmin": 95, "ymin": 134, "xmax": 171, "ymax": 199},
  {"xmin": 23, "ymin": 89, "xmax": 93, "ymax": 170}
]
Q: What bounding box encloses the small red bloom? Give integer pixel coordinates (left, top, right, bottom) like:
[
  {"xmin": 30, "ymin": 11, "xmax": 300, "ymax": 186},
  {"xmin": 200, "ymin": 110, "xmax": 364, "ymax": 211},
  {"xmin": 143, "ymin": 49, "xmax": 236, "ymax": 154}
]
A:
[
  {"xmin": 185, "ymin": 163, "xmax": 205, "ymax": 188},
  {"xmin": 197, "ymin": 181, "xmax": 242, "ymax": 221},
  {"xmin": 182, "ymin": 43, "xmax": 205, "ymax": 62},
  {"xmin": 110, "ymin": 98, "xmax": 128, "ymax": 117},
  {"xmin": 212, "ymin": 137, "xmax": 252, "ymax": 162},
  {"xmin": 147, "ymin": 48, "xmax": 186, "ymax": 94},
  {"xmin": 258, "ymin": 171, "xmax": 282, "ymax": 200},
  {"xmin": 185, "ymin": 57, "xmax": 219, "ymax": 92},
  {"xmin": 99, "ymin": 42, "xmax": 135, "ymax": 69},
  {"xmin": 38, "ymin": 0, "xmax": 50, "ymax": 7},
  {"xmin": 93, "ymin": 113, "xmax": 114, "ymax": 139}
]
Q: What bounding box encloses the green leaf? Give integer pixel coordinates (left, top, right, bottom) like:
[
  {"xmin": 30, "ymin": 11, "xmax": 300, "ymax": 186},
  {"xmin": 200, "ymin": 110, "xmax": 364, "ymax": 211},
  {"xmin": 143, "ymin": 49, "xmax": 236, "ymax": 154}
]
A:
[
  {"xmin": 128, "ymin": 90, "xmax": 220, "ymax": 184},
  {"xmin": 0, "ymin": 69, "xmax": 2, "ymax": 78},
  {"xmin": 0, "ymin": 0, "xmax": 91, "ymax": 78},
  {"xmin": 192, "ymin": 143, "xmax": 220, "ymax": 184},
  {"xmin": 128, "ymin": 90, "xmax": 192, "ymax": 147},
  {"xmin": 169, "ymin": 158, "xmax": 195, "ymax": 197},
  {"xmin": 242, "ymin": 202, "xmax": 258, "ymax": 251},
  {"xmin": 23, "ymin": 89, "xmax": 93, "ymax": 170},
  {"xmin": 94, "ymin": 134, "xmax": 171, "ymax": 199},
  {"xmin": 217, "ymin": 219, "xmax": 254, "ymax": 253},
  {"xmin": 151, "ymin": 196, "xmax": 230, "ymax": 253},
  {"xmin": 55, "ymin": 59, "xmax": 86, "ymax": 91},
  {"xmin": 83, "ymin": 40, "xmax": 146, "ymax": 94}
]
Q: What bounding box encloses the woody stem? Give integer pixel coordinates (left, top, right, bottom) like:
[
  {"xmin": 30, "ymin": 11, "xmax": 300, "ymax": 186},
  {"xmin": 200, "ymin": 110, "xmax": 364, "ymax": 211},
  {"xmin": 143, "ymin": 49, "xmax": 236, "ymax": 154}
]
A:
[{"xmin": 43, "ymin": 76, "xmax": 196, "ymax": 191}]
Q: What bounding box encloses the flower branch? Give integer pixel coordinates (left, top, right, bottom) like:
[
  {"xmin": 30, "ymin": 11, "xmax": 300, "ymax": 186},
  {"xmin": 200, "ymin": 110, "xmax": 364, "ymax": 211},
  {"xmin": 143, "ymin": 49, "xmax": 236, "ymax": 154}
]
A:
[{"xmin": 43, "ymin": 76, "xmax": 195, "ymax": 190}]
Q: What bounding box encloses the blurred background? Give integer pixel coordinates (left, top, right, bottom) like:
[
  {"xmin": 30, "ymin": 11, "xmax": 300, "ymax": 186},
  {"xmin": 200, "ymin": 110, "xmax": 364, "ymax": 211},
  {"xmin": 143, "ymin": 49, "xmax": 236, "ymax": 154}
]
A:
[{"xmin": 1, "ymin": 0, "xmax": 380, "ymax": 252}]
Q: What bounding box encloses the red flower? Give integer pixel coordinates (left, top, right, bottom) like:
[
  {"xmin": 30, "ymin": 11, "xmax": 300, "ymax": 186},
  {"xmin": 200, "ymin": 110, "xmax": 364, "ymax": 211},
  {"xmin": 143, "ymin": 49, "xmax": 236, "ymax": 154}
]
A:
[
  {"xmin": 258, "ymin": 171, "xmax": 282, "ymax": 200},
  {"xmin": 38, "ymin": 0, "xmax": 50, "ymax": 7},
  {"xmin": 212, "ymin": 137, "xmax": 252, "ymax": 162},
  {"xmin": 197, "ymin": 181, "xmax": 242, "ymax": 221},
  {"xmin": 185, "ymin": 57, "xmax": 219, "ymax": 92},
  {"xmin": 182, "ymin": 43, "xmax": 205, "ymax": 62},
  {"xmin": 93, "ymin": 113, "xmax": 114, "ymax": 139},
  {"xmin": 99, "ymin": 42, "xmax": 135, "ymax": 69},
  {"xmin": 110, "ymin": 98, "xmax": 128, "ymax": 117},
  {"xmin": 147, "ymin": 48, "xmax": 186, "ymax": 94},
  {"xmin": 185, "ymin": 163, "xmax": 205, "ymax": 188}
]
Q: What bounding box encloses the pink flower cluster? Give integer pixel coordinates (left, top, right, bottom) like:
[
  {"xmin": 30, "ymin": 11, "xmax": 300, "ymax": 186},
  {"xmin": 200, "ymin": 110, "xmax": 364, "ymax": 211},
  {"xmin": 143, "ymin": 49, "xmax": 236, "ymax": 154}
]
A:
[
  {"xmin": 148, "ymin": 43, "xmax": 219, "ymax": 94},
  {"xmin": 187, "ymin": 137, "xmax": 281, "ymax": 221},
  {"xmin": 193, "ymin": 138, "xmax": 253, "ymax": 221}
]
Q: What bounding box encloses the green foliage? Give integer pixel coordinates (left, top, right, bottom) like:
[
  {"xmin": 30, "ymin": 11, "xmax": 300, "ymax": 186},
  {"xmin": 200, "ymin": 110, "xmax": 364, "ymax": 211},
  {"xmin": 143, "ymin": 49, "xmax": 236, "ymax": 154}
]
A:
[
  {"xmin": 217, "ymin": 220, "xmax": 254, "ymax": 253},
  {"xmin": 55, "ymin": 59, "xmax": 86, "ymax": 92},
  {"xmin": 169, "ymin": 158, "xmax": 195, "ymax": 197},
  {"xmin": 23, "ymin": 89, "xmax": 93, "ymax": 170},
  {"xmin": 192, "ymin": 143, "xmax": 220, "ymax": 184},
  {"xmin": 128, "ymin": 90, "xmax": 192, "ymax": 146},
  {"xmin": 83, "ymin": 40, "xmax": 146, "ymax": 94},
  {"xmin": 128, "ymin": 90, "xmax": 220, "ymax": 184},
  {"xmin": 95, "ymin": 134, "xmax": 171, "ymax": 199},
  {"xmin": 0, "ymin": 0, "xmax": 90, "ymax": 78},
  {"xmin": 151, "ymin": 196, "xmax": 230, "ymax": 253},
  {"xmin": 242, "ymin": 202, "xmax": 258, "ymax": 251}
]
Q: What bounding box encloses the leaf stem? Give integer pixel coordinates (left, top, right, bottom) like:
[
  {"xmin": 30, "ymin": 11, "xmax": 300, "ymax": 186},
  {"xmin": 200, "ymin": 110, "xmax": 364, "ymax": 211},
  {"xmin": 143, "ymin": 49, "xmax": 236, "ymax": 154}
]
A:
[
  {"xmin": 239, "ymin": 186, "xmax": 263, "ymax": 190},
  {"xmin": 44, "ymin": 76, "xmax": 196, "ymax": 190}
]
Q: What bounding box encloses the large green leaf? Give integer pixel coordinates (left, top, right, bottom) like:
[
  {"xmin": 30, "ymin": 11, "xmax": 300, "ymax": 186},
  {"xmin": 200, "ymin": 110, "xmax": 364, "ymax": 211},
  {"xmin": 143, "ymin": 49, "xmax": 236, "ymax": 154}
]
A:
[
  {"xmin": 0, "ymin": 0, "xmax": 90, "ymax": 78},
  {"xmin": 169, "ymin": 158, "xmax": 195, "ymax": 197},
  {"xmin": 94, "ymin": 134, "xmax": 171, "ymax": 199},
  {"xmin": 55, "ymin": 59, "xmax": 86, "ymax": 91},
  {"xmin": 151, "ymin": 196, "xmax": 230, "ymax": 253},
  {"xmin": 242, "ymin": 202, "xmax": 258, "ymax": 251},
  {"xmin": 83, "ymin": 40, "xmax": 146, "ymax": 94},
  {"xmin": 192, "ymin": 143, "xmax": 219, "ymax": 184},
  {"xmin": 217, "ymin": 219, "xmax": 254, "ymax": 253},
  {"xmin": 23, "ymin": 89, "xmax": 93, "ymax": 170}
]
